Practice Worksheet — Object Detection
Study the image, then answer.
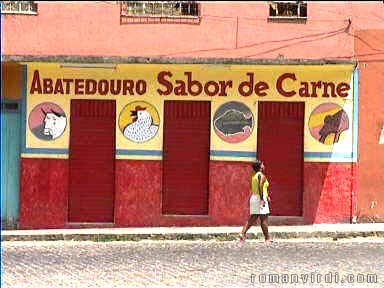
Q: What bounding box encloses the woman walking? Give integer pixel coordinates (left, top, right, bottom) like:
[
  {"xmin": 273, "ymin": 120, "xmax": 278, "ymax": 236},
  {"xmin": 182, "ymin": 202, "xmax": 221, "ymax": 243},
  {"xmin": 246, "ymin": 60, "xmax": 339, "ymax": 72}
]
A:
[{"xmin": 240, "ymin": 160, "xmax": 272, "ymax": 243}]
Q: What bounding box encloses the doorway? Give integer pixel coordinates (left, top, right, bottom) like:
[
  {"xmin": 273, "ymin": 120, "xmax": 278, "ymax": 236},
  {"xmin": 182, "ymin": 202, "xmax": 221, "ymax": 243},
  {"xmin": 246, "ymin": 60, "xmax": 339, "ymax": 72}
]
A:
[
  {"xmin": 162, "ymin": 101, "xmax": 211, "ymax": 215},
  {"xmin": 257, "ymin": 101, "xmax": 304, "ymax": 216},
  {"xmin": 68, "ymin": 99, "xmax": 116, "ymax": 222}
]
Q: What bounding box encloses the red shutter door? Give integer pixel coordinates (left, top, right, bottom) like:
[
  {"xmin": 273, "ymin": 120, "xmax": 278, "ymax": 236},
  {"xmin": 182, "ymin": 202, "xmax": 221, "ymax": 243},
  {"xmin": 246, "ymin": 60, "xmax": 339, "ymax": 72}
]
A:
[
  {"xmin": 257, "ymin": 101, "xmax": 304, "ymax": 216},
  {"xmin": 162, "ymin": 101, "xmax": 211, "ymax": 215},
  {"xmin": 68, "ymin": 100, "xmax": 116, "ymax": 222}
]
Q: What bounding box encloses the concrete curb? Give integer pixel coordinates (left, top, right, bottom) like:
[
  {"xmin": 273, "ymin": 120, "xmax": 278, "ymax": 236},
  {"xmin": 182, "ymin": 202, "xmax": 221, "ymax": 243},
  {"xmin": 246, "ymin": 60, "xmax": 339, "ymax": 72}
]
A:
[{"xmin": 2, "ymin": 229, "xmax": 384, "ymax": 242}]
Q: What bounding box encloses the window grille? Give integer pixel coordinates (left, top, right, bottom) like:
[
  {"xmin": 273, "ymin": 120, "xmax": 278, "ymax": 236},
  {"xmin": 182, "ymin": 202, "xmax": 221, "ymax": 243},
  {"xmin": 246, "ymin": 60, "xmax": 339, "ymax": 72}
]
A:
[
  {"xmin": 1, "ymin": 1, "xmax": 37, "ymax": 14},
  {"xmin": 269, "ymin": 1, "xmax": 307, "ymax": 21},
  {"xmin": 120, "ymin": 1, "xmax": 200, "ymax": 24}
]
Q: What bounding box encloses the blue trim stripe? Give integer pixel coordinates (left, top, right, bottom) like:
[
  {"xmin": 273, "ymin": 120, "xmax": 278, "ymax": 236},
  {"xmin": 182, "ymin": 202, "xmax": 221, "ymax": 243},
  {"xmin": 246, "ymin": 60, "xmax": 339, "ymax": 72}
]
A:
[
  {"xmin": 304, "ymin": 152, "xmax": 353, "ymax": 159},
  {"xmin": 116, "ymin": 149, "xmax": 162, "ymax": 156},
  {"xmin": 210, "ymin": 150, "xmax": 256, "ymax": 158},
  {"xmin": 22, "ymin": 147, "xmax": 69, "ymax": 155},
  {"xmin": 21, "ymin": 148, "xmax": 162, "ymax": 156},
  {"xmin": 20, "ymin": 147, "xmax": 354, "ymax": 160},
  {"xmin": 352, "ymin": 68, "xmax": 359, "ymax": 162},
  {"xmin": 21, "ymin": 66, "xmax": 27, "ymax": 152},
  {"xmin": 1, "ymin": 13, "xmax": 4, "ymax": 286}
]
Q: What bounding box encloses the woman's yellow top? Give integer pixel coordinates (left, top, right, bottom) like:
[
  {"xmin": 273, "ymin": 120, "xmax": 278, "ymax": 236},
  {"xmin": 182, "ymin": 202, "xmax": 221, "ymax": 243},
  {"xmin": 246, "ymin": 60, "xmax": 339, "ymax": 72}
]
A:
[{"xmin": 251, "ymin": 171, "xmax": 269, "ymax": 197}]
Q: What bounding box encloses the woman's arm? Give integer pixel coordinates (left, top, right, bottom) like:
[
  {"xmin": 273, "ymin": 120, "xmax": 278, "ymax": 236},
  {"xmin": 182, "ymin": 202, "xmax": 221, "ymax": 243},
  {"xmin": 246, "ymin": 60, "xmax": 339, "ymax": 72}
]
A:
[{"xmin": 259, "ymin": 174, "xmax": 266, "ymax": 204}]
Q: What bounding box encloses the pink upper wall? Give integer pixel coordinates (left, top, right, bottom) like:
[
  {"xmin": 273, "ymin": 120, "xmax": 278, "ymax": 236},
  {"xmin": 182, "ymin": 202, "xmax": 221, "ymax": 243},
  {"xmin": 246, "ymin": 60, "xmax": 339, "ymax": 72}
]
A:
[{"xmin": 2, "ymin": 1, "xmax": 384, "ymax": 59}]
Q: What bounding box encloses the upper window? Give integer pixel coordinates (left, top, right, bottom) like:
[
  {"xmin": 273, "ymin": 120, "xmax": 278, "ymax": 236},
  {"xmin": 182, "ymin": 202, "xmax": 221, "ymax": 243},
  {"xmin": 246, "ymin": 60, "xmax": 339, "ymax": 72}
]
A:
[
  {"xmin": 269, "ymin": 1, "xmax": 307, "ymax": 22},
  {"xmin": 1, "ymin": 1, "xmax": 37, "ymax": 14},
  {"xmin": 120, "ymin": 1, "xmax": 200, "ymax": 24}
]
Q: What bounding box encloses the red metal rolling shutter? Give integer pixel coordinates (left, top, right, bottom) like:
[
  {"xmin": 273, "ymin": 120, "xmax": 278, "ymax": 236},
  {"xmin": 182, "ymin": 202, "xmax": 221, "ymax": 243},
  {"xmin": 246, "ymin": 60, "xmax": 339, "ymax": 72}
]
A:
[
  {"xmin": 162, "ymin": 101, "xmax": 211, "ymax": 215},
  {"xmin": 68, "ymin": 100, "xmax": 116, "ymax": 222},
  {"xmin": 257, "ymin": 101, "xmax": 304, "ymax": 216}
]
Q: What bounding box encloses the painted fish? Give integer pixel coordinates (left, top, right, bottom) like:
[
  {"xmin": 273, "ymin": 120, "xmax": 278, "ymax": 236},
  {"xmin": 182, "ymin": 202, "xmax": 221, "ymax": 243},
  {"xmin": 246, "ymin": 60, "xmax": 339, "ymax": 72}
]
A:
[{"xmin": 214, "ymin": 109, "xmax": 253, "ymax": 136}]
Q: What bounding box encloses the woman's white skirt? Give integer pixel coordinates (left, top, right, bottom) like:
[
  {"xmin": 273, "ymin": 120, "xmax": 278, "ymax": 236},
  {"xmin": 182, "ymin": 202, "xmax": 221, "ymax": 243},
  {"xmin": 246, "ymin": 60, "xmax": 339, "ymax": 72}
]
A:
[{"xmin": 250, "ymin": 194, "xmax": 270, "ymax": 215}]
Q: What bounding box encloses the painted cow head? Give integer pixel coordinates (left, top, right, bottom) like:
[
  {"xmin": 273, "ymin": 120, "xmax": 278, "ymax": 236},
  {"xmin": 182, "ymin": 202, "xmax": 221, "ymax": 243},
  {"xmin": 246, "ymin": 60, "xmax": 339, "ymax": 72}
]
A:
[{"xmin": 42, "ymin": 109, "xmax": 66, "ymax": 139}]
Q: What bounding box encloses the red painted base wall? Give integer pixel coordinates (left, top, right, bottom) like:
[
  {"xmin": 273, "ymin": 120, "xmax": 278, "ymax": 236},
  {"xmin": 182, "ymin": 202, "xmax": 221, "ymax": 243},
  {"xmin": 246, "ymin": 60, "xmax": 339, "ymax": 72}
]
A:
[
  {"xmin": 20, "ymin": 158, "xmax": 68, "ymax": 229},
  {"xmin": 19, "ymin": 158, "xmax": 354, "ymax": 228},
  {"xmin": 303, "ymin": 162, "xmax": 354, "ymax": 224}
]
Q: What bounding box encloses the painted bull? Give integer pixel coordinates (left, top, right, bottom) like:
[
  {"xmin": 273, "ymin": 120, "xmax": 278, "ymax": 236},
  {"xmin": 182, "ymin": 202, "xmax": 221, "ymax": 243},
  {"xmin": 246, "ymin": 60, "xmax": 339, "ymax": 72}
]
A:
[{"xmin": 319, "ymin": 109, "xmax": 349, "ymax": 144}]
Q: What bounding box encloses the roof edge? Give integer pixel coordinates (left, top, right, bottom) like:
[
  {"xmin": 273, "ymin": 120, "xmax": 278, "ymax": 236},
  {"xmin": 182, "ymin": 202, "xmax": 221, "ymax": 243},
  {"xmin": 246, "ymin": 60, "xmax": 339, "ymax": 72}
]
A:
[{"xmin": 1, "ymin": 55, "xmax": 357, "ymax": 65}]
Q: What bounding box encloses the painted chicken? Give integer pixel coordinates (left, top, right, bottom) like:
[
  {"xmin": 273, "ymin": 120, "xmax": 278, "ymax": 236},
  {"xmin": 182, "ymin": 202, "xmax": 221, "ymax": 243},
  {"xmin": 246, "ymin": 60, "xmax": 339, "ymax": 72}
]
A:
[{"xmin": 123, "ymin": 106, "xmax": 158, "ymax": 142}]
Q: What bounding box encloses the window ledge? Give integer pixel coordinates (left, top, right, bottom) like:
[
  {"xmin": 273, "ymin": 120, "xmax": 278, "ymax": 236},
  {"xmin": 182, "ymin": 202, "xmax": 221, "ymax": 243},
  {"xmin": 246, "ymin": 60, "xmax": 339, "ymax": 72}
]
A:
[
  {"xmin": 121, "ymin": 15, "xmax": 201, "ymax": 25},
  {"xmin": 1, "ymin": 10, "xmax": 38, "ymax": 15},
  {"xmin": 121, "ymin": 14, "xmax": 200, "ymax": 19},
  {"xmin": 268, "ymin": 16, "xmax": 307, "ymax": 23}
]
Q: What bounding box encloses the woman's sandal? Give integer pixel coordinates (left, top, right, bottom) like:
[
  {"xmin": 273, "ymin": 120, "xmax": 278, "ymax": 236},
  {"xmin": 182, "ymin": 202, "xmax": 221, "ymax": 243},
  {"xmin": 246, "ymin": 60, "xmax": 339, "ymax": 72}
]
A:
[{"xmin": 239, "ymin": 233, "xmax": 246, "ymax": 242}]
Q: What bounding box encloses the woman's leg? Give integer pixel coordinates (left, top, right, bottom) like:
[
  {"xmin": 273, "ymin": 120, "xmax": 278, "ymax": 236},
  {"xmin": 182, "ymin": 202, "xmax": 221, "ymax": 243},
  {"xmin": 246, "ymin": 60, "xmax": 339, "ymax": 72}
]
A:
[
  {"xmin": 240, "ymin": 215, "xmax": 258, "ymax": 240},
  {"xmin": 259, "ymin": 215, "xmax": 271, "ymax": 241}
]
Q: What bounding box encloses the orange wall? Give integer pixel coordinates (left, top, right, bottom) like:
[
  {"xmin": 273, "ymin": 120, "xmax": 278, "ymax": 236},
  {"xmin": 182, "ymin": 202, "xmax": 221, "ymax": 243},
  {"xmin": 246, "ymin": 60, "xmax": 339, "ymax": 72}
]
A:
[
  {"xmin": 355, "ymin": 30, "xmax": 384, "ymax": 222},
  {"xmin": 2, "ymin": 63, "xmax": 22, "ymax": 99},
  {"xmin": 2, "ymin": 2, "xmax": 384, "ymax": 59}
]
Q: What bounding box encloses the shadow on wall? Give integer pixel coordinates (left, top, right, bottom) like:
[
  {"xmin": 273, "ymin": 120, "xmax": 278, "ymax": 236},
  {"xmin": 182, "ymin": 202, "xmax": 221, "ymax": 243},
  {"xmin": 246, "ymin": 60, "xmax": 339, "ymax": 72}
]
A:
[{"xmin": 304, "ymin": 162, "xmax": 354, "ymax": 224}]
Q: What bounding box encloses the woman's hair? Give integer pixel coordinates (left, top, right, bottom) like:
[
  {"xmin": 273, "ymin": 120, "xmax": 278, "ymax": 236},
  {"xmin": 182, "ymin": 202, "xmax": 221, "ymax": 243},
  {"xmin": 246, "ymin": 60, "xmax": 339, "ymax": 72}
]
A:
[{"xmin": 252, "ymin": 160, "xmax": 263, "ymax": 172}]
